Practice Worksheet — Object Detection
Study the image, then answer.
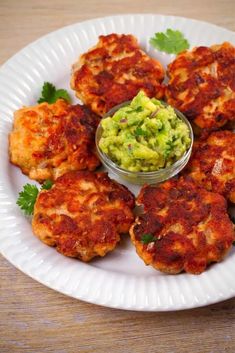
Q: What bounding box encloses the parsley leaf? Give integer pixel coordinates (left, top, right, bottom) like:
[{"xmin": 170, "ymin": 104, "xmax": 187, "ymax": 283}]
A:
[
  {"xmin": 141, "ymin": 233, "xmax": 155, "ymax": 244},
  {"xmin": 17, "ymin": 180, "xmax": 53, "ymax": 215},
  {"xmin": 150, "ymin": 28, "xmax": 189, "ymax": 54},
  {"xmin": 53, "ymin": 89, "xmax": 71, "ymax": 103},
  {"xmin": 17, "ymin": 184, "xmax": 39, "ymax": 215},
  {"xmin": 38, "ymin": 82, "xmax": 71, "ymax": 104},
  {"xmin": 38, "ymin": 82, "xmax": 56, "ymax": 103},
  {"xmin": 41, "ymin": 179, "xmax": 53, "ymax": 190}
]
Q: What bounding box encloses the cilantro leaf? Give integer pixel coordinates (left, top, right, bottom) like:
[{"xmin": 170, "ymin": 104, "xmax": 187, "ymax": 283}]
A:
[
  {"xmin": 135, "ymin": 127, "xmax": 146, "ymax": 137},
  {"xmin": 134, "ymin": 106, "xmax": 143, "ymax": 113},
  {"xmin": 41, "ymin": 179, "xmax": 53, "ymax": 190},
  {"xmin": 141, "ymin": 233, "xmax": 155, "ymax": 244},
  {"xmin": 17, "ymin": 180, "xmax": 53, "ymax": 215},
  {"xmin": 16, "ymin": 184, "xmax": 39, "ymax": 215},
  {"xmin": 150, "ymin": 28, "xmax": 189, "ymax": 54},
  {"xmin": 38, "ymin": 82, "xmax": 71, "ymax": 104},
  {"xmin": 38, "ymin": 82, "xmax": 56, "ymax": 103},
  {"xmin": 53, "ymin": 89, "xmax": 71, "ymax": 103}
]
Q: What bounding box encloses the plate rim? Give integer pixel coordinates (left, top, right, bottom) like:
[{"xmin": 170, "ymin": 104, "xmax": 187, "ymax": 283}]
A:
[
  {"xmin": 1, "ymin": 13, "xmax": 234, "ymax": 69},
  {"xmin": 0, "ymin": 13, "xmax": 235, "ymax": 312}
]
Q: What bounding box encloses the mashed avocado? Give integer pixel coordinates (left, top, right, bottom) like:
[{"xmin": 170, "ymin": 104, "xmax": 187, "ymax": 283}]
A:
[{"xmin": 99, "ymin": 91, "xmax": 191, "ymax": 172}]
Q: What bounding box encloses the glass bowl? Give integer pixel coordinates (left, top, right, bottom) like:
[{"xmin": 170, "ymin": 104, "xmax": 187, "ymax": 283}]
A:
[{"xmin": 96, "ymin": 101, "xmax": 194, "ymax": 185}]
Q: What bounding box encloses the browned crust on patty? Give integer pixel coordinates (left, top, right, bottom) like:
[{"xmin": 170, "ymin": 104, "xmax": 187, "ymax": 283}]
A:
[
  {"xmin": 130, "ymin": 176, "xmax": 234, "ymax": 274},
  {"xmin": 32, "ymin": 171, "xmax": 135, "ymax": 261},
  {"xmin": 183, "ymin": 130, "xmax": 235, "ymax": 203},
  {"xmin": 9, "ymin": 99, "xmax": 101, "ymax": 182},
  {"xmin": 165, "ymin": 42, "xmax": 235, "ymax": 131},
  {"xmin": 71, "ymin": 33, "xmax": 165, "ymax": 116}
]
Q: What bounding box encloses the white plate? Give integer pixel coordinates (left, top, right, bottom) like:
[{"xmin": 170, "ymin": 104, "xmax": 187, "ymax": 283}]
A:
[{"xmin": 0, "ymin": 14, "xmax": 235, "ymax": 311}]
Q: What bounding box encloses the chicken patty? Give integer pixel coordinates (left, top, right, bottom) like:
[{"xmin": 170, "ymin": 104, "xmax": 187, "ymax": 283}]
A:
[
  {"xmin": 183, "ymin": 130, "xmax": 235, "ymax": 203},
  {"xmin": 71, "ymin": 33, "xmax": 165, "ymax": 116},
  {"xmin": 130, "ymin": 177, "xmax": 234, "ymax": 274},
  {"xmin": 32, "ymin": 171, "xmax": 135, "ymax": 261},
  {"xmin": 9, "ymin": 99, "xmax": 101, "ymax": 182},
  {"xmin": 165, "ymin": 42, "xmax": 235, "ymax": 131}
]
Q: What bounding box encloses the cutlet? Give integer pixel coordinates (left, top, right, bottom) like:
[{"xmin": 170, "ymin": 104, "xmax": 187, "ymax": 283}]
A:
[
  {"xmin": 166, "ymin": 42, "xmax": 235, "ymax": 131},
  {"xmin": 71, "ymin": 33, "xmax": 165, "ymax": 116},
  {"xmin": 32, "ymin": 171, "xmax": 135, "ymax": 261},
  {"xmin": 183, "ymin": 130, "xmax": 235, "ymax": 203},
  {"xmin": 130, "ymin": 177, "xmax": 234, "ymax": 274},
  {"xmin": 9, "ymin": 99, "xmax": 100, "ymax": 182}
]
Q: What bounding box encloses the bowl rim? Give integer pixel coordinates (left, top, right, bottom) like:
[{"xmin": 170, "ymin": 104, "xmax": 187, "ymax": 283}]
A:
[{"xmin": 96, "ymin": 100, "xmax": 194, "ymax": 176}]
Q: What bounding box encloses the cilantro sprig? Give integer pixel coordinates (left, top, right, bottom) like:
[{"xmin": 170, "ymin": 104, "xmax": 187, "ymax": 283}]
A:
[
  {"xmin": 41, "ymin": 179, "xmax": 53, "ymax": 190},
  {"xmin": 17, "ymin": 180, "xmax": 53, "ymax": 215},
  {"xmin": 150, "ymin": 28, "xmax": 189, "ymax": 54},
  {"xmin": 141, "ymin": 233, "xmax": 156, "ymax": 244},
  {"xmin": 38, "ymin": 82, "xmax": 71, "ymax": 104},
  {"xmin": 17, "ymin": 184, "xmax": 39, "ymax": 216},
  {"xmin": 135, "ymin": 127, "xmax": 147, "ymax": 137}
]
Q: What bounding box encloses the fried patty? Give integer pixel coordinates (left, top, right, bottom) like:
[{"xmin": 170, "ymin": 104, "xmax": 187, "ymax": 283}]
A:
[
  {"xmin": 183, "ymin": 130, "xmax": 235, "ymax": 203},
  {"xmin": 130, "ymin": 177, "xmax": 234, "ymax": 274},
  {"xmin": 71, "ymin": 33, "xmax": 165, "ymax": 116},
  {"xmin": 32, "ymin": 171, "xmax": 135, "ymax": 261},
  {"xmin": 166, "ymin": 42, "xmax": 235, "ymax": 131},
  {"xmin": 9, "ymin": 99, "xmax": 101, "ymax": 182}
]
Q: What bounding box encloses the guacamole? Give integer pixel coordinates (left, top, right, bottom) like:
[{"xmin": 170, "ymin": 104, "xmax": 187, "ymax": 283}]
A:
[{"xmin": 99, "ymin": 91, "xmax": 191, "ymax": 172}]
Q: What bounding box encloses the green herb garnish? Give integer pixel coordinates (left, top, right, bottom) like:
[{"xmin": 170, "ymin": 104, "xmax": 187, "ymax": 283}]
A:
[
  {"xmin": 17, "ymin": 180, "xmax": 53, "ymax": 215},
  {"xmin": 41, "ymin": 179, "xmax": 53, "ymax": 190},
  {"xmin": 134, "ymin": 106, "xmax": 143, "ymax": 113},
  {"xmin": 150, "ymin": 28, "xmax": 189, "ymax": 54},
  {"xmin": 17, "ymin": 184, "xmax": 39, "ymax": 216},
  {"xmin": 135, "ymin": 127, "xmax": 147, "ymax": 137},
  {"xmin": 38, "ymin": 82, "xmax": 71, "ymax": 104},
  {"xmin": 141, "ymin": 233, "xmax": 155, "ymax": 244}
]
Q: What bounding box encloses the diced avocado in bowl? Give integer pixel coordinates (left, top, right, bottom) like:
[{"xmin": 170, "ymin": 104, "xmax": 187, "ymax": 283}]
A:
[{"xmin": 98, "ymin": 90, "xmax": 192, "ymax": 173}]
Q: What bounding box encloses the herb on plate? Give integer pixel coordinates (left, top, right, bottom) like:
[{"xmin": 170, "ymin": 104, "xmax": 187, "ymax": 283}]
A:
[
  {"xmin": 150, "ymin": 28, "xmax": 190, "ymax": 54},
  {"xmin": 38, "ymin": 82, "xmax": 71, "ymax": 104},
  {"xmin": 17, "ymin": 180, "xmax": 53, "ymax": 215}
]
